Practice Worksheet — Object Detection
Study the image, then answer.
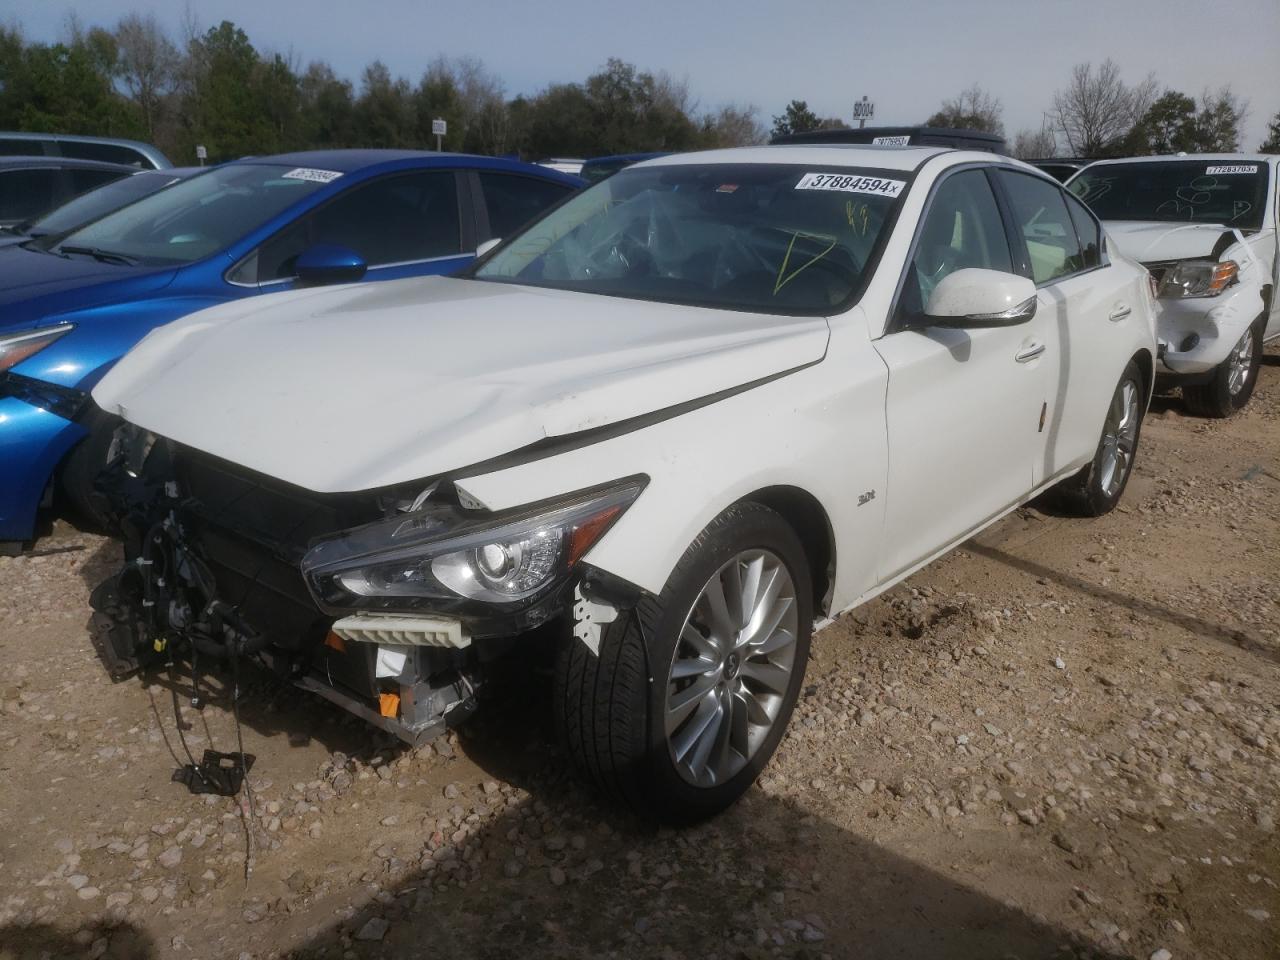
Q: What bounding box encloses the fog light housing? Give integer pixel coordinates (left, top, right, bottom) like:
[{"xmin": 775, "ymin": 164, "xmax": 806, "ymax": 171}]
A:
[{"xmin": 1178, "ymin": 333, "xmax": 1200, "ymax": 353}]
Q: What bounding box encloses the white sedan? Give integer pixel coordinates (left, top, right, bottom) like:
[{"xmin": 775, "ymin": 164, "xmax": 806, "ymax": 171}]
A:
[{"xmin": 91, "ymin": 145, "xmax": 1158, "ymax": 821}]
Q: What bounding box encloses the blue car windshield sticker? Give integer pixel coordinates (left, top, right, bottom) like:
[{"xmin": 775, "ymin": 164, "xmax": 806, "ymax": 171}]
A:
[{"xmin": 282, "ymin": 168, "xmax": 344, "ymax": 184}]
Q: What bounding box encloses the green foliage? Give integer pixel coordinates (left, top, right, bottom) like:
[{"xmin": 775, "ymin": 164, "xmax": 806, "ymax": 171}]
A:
[
  {"xmin": 0, "ymin": 18, "xmax": 764, "ymax": 161},
  {"xmin": 1125, "ymin": 88, "xmax": 1246, "ymax": 155},
  {"xmin": 1262, "ymin": 111, "xmax": 1280, "ymax": 153}
]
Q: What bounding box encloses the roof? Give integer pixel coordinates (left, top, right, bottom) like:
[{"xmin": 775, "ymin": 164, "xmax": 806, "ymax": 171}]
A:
[
  {"xmin": 583, "ymin": 152, "xmax": 669, "ymax": 166},
  {"xmin": 0, "ymin": 156, "xmax": 137, "ymax": 173},
  {"xmin": 638, "ymin": 144, "xmax": 953, "ymax": 172},
  {"xmin": 233, "ymin": 150, "xmax": 582, "ymax": 186},
  {"xmin": 0, "ymin": 132, "xmax": 171, "ymax": 167},
  {"xmin": 1082, "ymin": 153, "xmax": 1278, "ymax": 166},
  {"xmin": 771, "ymin": 125, "xmax": 1006, "ymax": 151}
]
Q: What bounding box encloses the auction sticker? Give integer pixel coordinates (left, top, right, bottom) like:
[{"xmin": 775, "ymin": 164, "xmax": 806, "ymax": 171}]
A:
[
  {"xmin": 795, "ymin": 172, "xmax": 904, "ymax": 197},
  {"xmin": 1205, "ymin": 165, "xmax": 1258, "ymax": 175},
  {"xmin": 871, "ymin": 135, "xmax": 911, "ymax": 146},
  {"xmin": 282, "ymin": 168, "xmax": 344, "ymax": 183}
]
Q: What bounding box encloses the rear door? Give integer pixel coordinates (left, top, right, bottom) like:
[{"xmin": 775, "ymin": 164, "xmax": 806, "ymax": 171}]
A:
[
  {"xmin": 874, "ymin": 166, "xmax": 1050, "ymax": 580},
  {"xmin": 473, "ymin": 171, "xmax": 578, "ymax": 244},
  {"xmin": 994, "ymin": 168, "xmax": 1136, "ymax": 483}
]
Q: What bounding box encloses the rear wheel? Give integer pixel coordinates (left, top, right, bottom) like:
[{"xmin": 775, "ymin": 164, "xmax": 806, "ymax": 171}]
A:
[
  {"xmin": 556, "ymin": 502, "xmax": 812, "ymax": 823},
  {"xmin": 1182, "ymin": 319, "xmax": 1263, "ymax": 418},
  {"xmin": 1057, "ymin": 359, "xmax": 1145, "ymax": 517}
]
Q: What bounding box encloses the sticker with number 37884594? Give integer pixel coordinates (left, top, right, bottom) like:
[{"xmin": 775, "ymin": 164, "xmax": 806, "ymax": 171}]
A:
[{"xmin": 795, "ymin": 172, "xmax": 904, "ymax": 197}]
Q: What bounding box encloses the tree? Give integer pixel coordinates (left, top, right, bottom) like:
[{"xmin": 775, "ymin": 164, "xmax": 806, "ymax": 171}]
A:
[
  {"xmin": 114, "ymin": 13, "xmax": 178, "ymax": 140},
  {"xmin": 298, "ymin": 61, "xmax": 355, "ymax": 147},
  {"xmin": 1012, "ymin": 126, "xmax": 1057, "ymax": 159},
  {"xmin": 699, "ymin": 104, "xmax": 767, "ymax": 148},
  {"xmin": 1262, "ymin": 110, "xmax": 1280, "ymax": 153},
  {"xmin": 181, "ymin": 21, "xmax": 278, "ymax": 161},
  {"xmin": 1190, "ymin": 87, "xmax": 1245, "ymax": 152},
  {"xmin": 355, "ymin": 60, "xmax": 414, "ymax": 148},
  {"xmin": 1124, "ymin": 90, "xmax": 1196, "ymax": 154},
  {"xmin": 1051, "ymin": 59, "xmax": 1157, "ymax": 157},
  {"xmin": 926, "ymin": 84, "xmax": 1003, "ymax": 135},
  {"xmin": 770, "ymin": 100, "xmax": 820, "ymax": 139}
]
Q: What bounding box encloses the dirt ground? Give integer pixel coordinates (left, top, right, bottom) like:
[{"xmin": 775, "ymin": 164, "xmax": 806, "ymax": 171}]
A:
[{"xmin": 1, "ymin": 350, "xmax": 1278, "ymax": 960}]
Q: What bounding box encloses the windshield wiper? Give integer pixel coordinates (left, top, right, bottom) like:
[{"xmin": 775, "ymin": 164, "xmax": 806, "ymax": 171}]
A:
[{"xmin": 58, "ymin": 245, "xmax": 140, "ymax": 266}]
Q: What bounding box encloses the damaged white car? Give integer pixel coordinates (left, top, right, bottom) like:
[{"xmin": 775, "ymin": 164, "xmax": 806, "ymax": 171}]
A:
[
  {"xmin": 89, "ymin": 147, "xmax": 1157, "ymax": 821},
  {"xmin": 1069, "ymin": 154, "xmax": 1279, "ymax": 416}
]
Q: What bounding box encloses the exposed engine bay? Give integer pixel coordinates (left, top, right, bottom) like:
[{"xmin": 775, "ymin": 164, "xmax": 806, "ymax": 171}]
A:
[{"xmin": 88, "ymin": 426, "xmax": 638, "ymax": 748}]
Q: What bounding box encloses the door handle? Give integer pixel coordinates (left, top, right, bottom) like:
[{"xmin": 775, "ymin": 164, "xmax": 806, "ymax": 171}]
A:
[
  {"xmin": 1015, "ymin": 342, "xmax": 1046, "ymax": 363},
  {"xmin": 1109, "ymin": 304, "xmax": 1132, "ymax": 322}
]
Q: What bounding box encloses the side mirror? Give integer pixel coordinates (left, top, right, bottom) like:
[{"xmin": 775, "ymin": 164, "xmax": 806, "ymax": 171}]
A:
[
  {"xmin": 924, "ymin": 268, "xmax": 1037, "ymax": 328},
  {"xmin": 295, "ymin": 244, "xmax": 368, "ymax": 286},
  {"xmin": 475, "ymin": 237, "xmax": 502, "ymax": 258}
]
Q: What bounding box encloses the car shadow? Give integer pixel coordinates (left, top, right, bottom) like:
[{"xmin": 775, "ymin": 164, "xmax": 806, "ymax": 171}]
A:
[
  {"xmin": 0, "ymin": 919, "xmax": 157, "ymax": 959},
  {"xmin": 270, "ymin": 668, "xmax": 1129, "ymax": 960},
  {"xmin": 966, "ymin": 541, "xmax": 1278, "ymax": 664}
]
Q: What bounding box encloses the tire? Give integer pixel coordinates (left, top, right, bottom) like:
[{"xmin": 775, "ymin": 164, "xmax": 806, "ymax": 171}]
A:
[
  {"xmin": 1056, "ymin": 359, "xmax": 1145, "ymax": 517},
  {"xmin": 1182, "ymin": 318, "xmax": 1263, "ymax": 418},
  {"xmin": 556, "ymin": 502, "xmax": 812, "ymax": 824},
  {"xmin": 58, "ymin": 408, "xmax": 120, "ymax": 531}
]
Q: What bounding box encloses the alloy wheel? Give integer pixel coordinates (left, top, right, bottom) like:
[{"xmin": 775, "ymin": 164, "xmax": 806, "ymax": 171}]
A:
[
  {"xmin": 1226, "ymin": 327, "xmax": 1255, "ymax": 397},
  {"xmin": 664, "ymin": 549, "xmax": 798, "ymax": 788},
  {"xmin": 1099, "ymin": 377, "xmax": 1140, "ymax": 497}
]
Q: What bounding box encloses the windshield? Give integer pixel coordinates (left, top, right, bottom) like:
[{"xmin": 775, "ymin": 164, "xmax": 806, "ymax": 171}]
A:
[
  {"xmin": 1069, "ymin": 161, "xmax": 1269, "ymax": 231},
  {"xmin": 53, "ymin": 163, "xmax": 332, "ymax": 265},
  {"xmin": 473, "ymin": 163, "xmax": 909, "ymax": 314},
  {"xmin": 27, "ymin": 171, "xmax": 181, "ymax": 237}
]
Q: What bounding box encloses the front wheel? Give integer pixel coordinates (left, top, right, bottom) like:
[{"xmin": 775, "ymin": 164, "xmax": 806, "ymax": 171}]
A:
[
  {"xmin": 1182, "ymin": 319, "xmax": 1263, "ymax": 418},
  {"xmin": 555, "ymin": 502, "xmax": 812, "ymax": 824},
  {"xmin": 1056, "ymin": 359, "xmax": 1145, "ymax": 517}
]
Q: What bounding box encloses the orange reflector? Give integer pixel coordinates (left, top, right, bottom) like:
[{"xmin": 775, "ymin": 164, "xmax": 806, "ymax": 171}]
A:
[
  {"xmin": 567, "ymin": 506, "xmax": 622, "ymax": 565},
  {"xmin": 1207, "ymin": 260, "xmax": 1238, "ymax": 295},
  {"xmin": 378, "ymin": 692, "xmax": 400, "ymax": 718},
  {"xmin": 324, "ymin": 631, "xmax": 346, "ymax": 653}
]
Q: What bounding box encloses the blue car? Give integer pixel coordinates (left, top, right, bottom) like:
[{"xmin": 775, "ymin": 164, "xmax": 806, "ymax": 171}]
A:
[{"xmin": 0, "ymin": 150, "xmax": 581, "ymax": 548}]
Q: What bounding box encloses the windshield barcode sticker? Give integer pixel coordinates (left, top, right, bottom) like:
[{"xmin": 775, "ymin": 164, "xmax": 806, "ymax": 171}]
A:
[
  {"xmin": 1205, "ymin": 165, "xmax": 1258, "ymax": 175},
  {"xmin": 282, "ymin": 168, "xmax": 344, "ymax": 183},
  {"xmin": 795, "ymin": 172, "xmax": 904, "ymax": 197},
  {"xmin": 871, "ymin": 135, "xmax": 911, "ymax": 146}
]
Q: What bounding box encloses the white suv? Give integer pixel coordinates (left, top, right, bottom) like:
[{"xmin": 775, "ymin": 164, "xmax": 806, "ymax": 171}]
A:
[
  {"xmin": 91, "ymin": 146, "xmax": 1158, "ymax": 821},
  {"xmin": 1069, "ymin": 154, "xmax": 1280, "ymax": 416}
]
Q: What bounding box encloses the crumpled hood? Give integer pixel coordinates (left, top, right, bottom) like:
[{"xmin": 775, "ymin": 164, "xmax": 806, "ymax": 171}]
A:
[
  {"xmin": 1103, "ymin": 221, "xmax": 1269, "ymax": 264},
  {"xmin": 94, "ymin": 275, "xmax": 830, "ymax": 492}
]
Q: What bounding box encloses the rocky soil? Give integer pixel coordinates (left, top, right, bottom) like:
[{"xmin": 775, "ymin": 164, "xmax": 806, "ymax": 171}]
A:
[{"xmin": 1, "ymin": 350, "xmax": 1278, "ymax": 960}]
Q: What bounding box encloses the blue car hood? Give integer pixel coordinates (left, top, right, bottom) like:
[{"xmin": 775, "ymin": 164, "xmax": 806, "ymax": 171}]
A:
[{"xmin": 0, "ymin": 243, "xmax": 178, "ymax": 333}]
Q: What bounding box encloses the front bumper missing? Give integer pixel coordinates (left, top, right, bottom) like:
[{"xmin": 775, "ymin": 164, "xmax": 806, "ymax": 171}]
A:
[{"xmin": 1155, "ymin": 284, "xmax": 1264, "ymax": 376}]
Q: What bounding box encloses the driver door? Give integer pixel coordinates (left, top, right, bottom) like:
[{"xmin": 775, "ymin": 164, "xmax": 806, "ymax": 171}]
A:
[{"xmin": 873, "ymin": 167, "xmax": 1051, "ymax": 581}]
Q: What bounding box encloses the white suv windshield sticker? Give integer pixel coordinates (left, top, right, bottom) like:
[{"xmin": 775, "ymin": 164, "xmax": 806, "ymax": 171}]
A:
[
  {"xmin": 795, "ymin": 172, "xmax": 904, "ymax": 197},
  {"xmin": 871, "ymin": 135, "xmax": 911, "ymax": 146},
  {"xmin": 1205, "ymin": 165, "xmax": 1258, "ymax": 175},
  {"xmin": 282, "ymin": 167, "xmax": 344, "ymax": 183}
]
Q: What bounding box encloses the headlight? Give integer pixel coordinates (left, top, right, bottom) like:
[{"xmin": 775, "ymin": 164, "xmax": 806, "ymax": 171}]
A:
[
  {"xmin": 1158, "ymin": 259, "xmax": 1237, "ymax": 299},
  {"xmin": 301, "ymin": 477, "xmax": 646, "ymax": 616},
  {"xmin": 0, "ymin": 324, "xmax": 74, "ymax": 373}
]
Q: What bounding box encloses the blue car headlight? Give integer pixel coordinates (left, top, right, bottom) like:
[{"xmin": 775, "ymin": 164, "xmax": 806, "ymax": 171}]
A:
[{"xmin": 0, "ymin": 324, "xmax": 75, "ymax": 373}]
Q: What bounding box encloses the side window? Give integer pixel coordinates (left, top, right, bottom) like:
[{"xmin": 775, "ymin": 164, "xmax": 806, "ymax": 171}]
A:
[
  {"xmin": 1064, "ymin": 193, "xmax": 1103, "ymax": 270},
  {"xmin": 478, "ymin": 172, "xmax": 574, "ymax": 241},
  {"xmin": 67, "ymin": 168, "xmax": 128, "ymax": 197},
  {"xmin": 0, "ymin": 168, "xmax": 59, "ymax": 222},
  {"xmin": 245, "ymin": 171, "xmax": 462, "ymax": 283},
  {"xmin": 900, "ymin": 169, "xmax": 1012, "ymax": 317},
  {"xmin": 998, "ymin": 171, "xmax": 1085, "ymax": 284},
  {"xmin": 61, "ymin": 142, "xmax": 146, "ymax": 168},
  {"xmin": 0, "ymin": 138, "xmax": 50, "ymax": 157}
]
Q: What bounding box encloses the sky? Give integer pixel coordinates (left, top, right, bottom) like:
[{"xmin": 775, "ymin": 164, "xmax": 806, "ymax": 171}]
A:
[{"xmin": 8, "ymin": 0, "xmax": 1280, "ymax": 151}]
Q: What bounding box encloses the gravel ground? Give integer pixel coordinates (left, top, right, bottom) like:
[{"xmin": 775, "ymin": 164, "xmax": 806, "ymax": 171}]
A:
[{"xmin": 1, "ymin": 349, "xmax": 1278, "ymax": 960}]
